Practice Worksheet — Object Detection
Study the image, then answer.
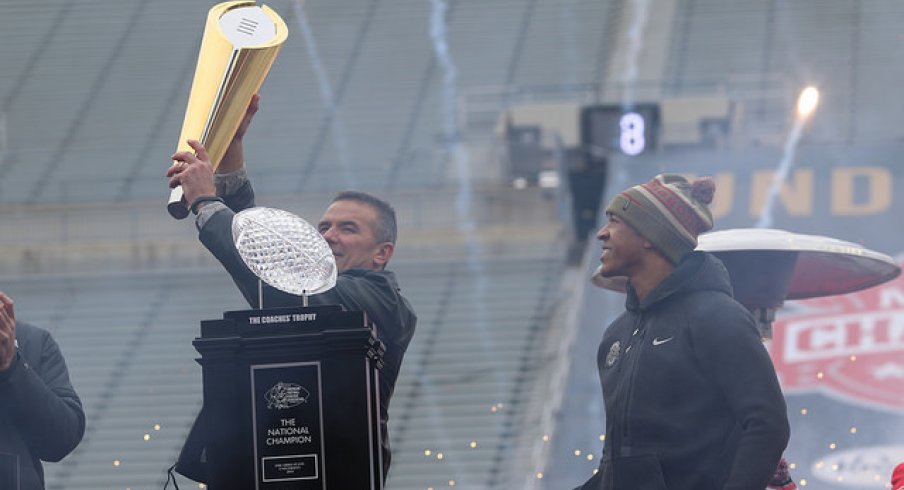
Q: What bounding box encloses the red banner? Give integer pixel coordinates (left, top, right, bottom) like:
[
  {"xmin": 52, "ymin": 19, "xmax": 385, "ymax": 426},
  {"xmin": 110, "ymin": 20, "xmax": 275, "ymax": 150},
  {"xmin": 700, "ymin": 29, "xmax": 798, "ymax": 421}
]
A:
[{"xmin": 769, "ymin": 259, "xmax": 904, "ymax": 412}]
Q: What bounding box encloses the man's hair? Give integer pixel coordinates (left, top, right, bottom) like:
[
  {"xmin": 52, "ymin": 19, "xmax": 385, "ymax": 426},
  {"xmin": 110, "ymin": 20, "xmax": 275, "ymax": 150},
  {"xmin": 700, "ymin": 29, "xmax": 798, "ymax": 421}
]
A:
[{"xmin": 332, "ymin": 190, "xmax": 398, "ymax": 244}]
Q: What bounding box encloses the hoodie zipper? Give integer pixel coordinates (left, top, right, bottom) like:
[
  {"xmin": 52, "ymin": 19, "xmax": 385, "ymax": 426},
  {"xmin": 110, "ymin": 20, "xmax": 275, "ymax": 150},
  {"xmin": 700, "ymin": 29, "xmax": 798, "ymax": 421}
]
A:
[{"xmin": 619, "ymin": 312, "xmax": 645, "ymax": 448}]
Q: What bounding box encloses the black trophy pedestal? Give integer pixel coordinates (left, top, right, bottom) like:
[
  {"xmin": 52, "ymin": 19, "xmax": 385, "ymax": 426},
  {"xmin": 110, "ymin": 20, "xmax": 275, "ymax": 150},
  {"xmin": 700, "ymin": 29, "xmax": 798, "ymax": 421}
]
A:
[{"xmin": 191, "ymin": 305, "xmax": 384, "ymax": 490}]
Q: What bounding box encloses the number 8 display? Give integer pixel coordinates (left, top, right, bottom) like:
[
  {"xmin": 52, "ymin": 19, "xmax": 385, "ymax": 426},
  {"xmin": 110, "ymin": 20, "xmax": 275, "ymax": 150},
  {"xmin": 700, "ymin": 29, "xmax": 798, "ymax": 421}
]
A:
[{"xmin": 619, "ymin": 112, "xmax": 645, "ymax": 156}]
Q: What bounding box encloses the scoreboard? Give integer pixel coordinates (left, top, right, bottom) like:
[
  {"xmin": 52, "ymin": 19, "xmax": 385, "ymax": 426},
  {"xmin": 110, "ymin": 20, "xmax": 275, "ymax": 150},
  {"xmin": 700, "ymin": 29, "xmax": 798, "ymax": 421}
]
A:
[{"xmin": 580, "ymin": 103, "xmax": 660, "ymax": 158}]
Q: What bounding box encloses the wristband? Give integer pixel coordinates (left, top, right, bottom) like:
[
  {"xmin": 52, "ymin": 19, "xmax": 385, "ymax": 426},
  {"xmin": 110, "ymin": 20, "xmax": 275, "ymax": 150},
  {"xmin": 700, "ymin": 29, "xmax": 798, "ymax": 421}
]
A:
[{"xmin": 190, "ymin": 195, "xmax": 225, "ymax": 215}]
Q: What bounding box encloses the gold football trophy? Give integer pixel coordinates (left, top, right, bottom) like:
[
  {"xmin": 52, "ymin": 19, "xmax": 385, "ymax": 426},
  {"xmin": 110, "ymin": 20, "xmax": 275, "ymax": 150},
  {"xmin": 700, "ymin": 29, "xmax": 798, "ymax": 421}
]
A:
[{"xmin": 168, "ymin": 1, "xmax": 288, "ymax": 219}]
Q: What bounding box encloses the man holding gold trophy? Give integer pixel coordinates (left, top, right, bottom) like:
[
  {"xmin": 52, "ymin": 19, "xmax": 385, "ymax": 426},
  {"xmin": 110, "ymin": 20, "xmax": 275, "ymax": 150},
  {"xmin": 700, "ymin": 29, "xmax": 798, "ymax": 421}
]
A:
[{"xmin": 165, "ymin": 1, "xmax": 417, "ymax": 485}]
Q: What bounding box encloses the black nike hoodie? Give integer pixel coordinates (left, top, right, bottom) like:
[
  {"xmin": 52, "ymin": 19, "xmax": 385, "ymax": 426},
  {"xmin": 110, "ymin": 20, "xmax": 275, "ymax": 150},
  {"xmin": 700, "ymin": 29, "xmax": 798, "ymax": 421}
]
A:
[{"xmin": 582, "ymin": 251, "xmax": 789, "ymax": 490}]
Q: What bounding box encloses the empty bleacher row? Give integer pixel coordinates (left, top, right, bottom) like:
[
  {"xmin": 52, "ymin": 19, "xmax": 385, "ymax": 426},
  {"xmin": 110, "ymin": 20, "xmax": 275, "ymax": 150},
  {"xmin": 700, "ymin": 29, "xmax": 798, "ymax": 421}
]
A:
[
  {"xmin": 0, "ymin": 0, "xmax": 623, "ymax": 206},
  {"xmin": 4, "ymin": 0, "xmax": 902, "ymax": 207},
  {"xmin": 663, "ymin": 0, "xmax": 904, "ymax": 145},
  {"xmin": 386, "ymin": 256, "xmax": 563, "ymax": 489}
]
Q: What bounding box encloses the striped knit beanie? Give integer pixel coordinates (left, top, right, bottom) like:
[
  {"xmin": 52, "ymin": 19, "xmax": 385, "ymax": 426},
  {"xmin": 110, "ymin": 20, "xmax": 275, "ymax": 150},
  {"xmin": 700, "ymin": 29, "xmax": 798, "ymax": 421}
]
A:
[{"xmin": 605, "ymin": 173, "xmax": 715, "ymax": 264}]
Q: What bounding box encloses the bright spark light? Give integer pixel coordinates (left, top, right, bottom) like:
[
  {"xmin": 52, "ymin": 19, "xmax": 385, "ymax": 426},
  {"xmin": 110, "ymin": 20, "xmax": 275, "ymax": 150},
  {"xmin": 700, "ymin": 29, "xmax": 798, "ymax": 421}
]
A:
[{"xmin": 797, "ymin": 86, "xmax": 820, "ymax": 119}]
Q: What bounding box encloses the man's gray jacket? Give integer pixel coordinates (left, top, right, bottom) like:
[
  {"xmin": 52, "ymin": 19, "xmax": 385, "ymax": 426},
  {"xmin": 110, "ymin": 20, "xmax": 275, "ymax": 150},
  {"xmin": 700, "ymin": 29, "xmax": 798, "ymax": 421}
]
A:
[{"xmin": 0, "ymin": 322, "xmax": 85, "ymax": 490}]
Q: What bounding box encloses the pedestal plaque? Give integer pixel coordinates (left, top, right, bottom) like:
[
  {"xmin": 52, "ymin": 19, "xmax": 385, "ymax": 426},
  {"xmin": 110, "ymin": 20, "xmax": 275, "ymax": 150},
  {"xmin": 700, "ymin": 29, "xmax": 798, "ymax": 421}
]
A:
[
  {"xmin": 252, "ymin": 362, "xmax": 325, "ymax": 487},
  {"xmin": 182, "ymin": 305, "xmax": 384, "ymax": 489}
]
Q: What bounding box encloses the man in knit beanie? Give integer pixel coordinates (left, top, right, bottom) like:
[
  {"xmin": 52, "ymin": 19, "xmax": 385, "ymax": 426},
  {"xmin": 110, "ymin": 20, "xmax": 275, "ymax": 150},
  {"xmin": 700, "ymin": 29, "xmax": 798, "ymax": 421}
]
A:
[
  {"xmin": 605, "ymin": 173, "xmax": 715, "ymax": 263},
  {"xmin": 575, "ymin": 174, "xmax": 790, "ymax": 490}
]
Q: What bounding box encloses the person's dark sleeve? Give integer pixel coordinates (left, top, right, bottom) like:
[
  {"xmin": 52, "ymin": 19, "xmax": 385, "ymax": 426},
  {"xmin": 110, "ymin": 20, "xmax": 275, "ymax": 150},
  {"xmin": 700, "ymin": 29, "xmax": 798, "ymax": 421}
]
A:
[
  {"xmin": 220, "ymin": 179, "xmax": 255, "ymax": 213},
  {"xmin": 0, "ymin": 330, "xmax": 85, "ymax": 462},
  {"xmin": 574, "ymin": 466, "xmax": 603, "ymax": 489},
  {"xmin": 693, "ymin": 302, "xmax": 790, "ymax": 490}
]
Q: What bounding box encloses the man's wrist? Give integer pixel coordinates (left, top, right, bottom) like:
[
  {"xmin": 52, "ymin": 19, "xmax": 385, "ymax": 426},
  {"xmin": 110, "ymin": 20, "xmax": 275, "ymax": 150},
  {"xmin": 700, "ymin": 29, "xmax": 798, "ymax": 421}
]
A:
[
  {"xmin": 0, "ymin": 338, "xmax": 16, "ymax": 371},
  {"xmin": 190, "ymin": 195, "xmax": 226, "ymax": 215},
  {"xmin": 0, "ymin": 351, "xmax": 19, "ymax": 377},
  {"xmin": 195, "ymin": 200, "xmax": 229, "ymax": 231}
]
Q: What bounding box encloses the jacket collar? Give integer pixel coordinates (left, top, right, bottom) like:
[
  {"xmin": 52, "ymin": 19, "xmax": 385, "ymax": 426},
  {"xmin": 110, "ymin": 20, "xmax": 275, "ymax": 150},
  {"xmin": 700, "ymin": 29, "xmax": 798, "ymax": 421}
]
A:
[{"xmin": 626, "ymin": 251, "xmax": 733, "ymax": 311}]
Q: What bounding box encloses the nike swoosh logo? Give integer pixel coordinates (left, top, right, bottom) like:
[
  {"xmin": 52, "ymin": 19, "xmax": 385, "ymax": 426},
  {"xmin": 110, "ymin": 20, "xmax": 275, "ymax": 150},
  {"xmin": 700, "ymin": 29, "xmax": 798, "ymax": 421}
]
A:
[{"xmin": 652, "ymin": 337, "xmax": 673, "ymax": 346}]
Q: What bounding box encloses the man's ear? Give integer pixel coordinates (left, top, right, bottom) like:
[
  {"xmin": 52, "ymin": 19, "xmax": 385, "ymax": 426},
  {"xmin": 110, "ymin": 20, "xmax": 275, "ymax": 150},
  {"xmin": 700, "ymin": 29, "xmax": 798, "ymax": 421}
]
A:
[{"xmin": 373, "ymin": 242, "xmax": 395, "ymax": 270}]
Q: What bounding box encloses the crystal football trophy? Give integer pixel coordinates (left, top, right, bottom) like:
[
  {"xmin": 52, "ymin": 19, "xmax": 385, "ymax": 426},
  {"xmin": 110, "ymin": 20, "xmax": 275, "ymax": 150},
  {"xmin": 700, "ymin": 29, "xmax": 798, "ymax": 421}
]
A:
[
  {"xmin": 167, "ymin": 1, "xmax": 288, "ymax": 219},
  {"xmin": 232, "ymin": 207, "xmax": 337, "ymax": 306}
]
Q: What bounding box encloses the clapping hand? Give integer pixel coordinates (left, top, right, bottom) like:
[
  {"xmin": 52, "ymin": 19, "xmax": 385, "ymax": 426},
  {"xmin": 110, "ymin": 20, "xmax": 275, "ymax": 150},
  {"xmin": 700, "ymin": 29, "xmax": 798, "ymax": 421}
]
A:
[{"xmin": 0, "ymin": 292, "xmax": 17, "ymax": 371}]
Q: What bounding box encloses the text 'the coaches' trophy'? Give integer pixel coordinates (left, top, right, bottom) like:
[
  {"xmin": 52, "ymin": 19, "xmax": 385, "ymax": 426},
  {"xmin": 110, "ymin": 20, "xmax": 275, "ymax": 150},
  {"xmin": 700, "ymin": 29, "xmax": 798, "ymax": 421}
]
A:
[{"xmin": 167, "ymin": 1, "xmax": 287, "ymax": 219}]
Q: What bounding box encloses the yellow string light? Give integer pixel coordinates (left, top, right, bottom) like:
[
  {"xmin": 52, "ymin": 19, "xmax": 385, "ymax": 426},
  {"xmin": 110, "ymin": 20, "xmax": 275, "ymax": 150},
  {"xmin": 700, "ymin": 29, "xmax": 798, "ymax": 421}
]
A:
[
  {"xmin": 143, "ymin": 433, "xmax": 150, "ymax": 441},
  {"xmin": 469, "ymin": 441, "xmax": 477, "ymax": 448},
  {"xmin": 113, "ymin": 460, "xmax": 121, "ymax": 467},
  {"xmin": 536, "ymin": 472, "xmax": 544, "ymax": 479},
  {"xmin": 574, "ymin": 449, "xmax": 582, "ymax": 456}
]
